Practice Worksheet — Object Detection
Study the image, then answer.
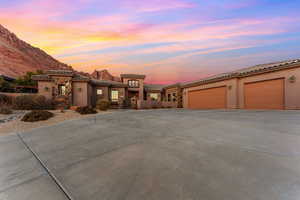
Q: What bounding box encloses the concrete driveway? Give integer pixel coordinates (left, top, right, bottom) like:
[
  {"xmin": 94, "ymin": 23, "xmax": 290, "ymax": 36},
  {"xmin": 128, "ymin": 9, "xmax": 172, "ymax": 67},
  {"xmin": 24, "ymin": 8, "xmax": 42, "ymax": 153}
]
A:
[{"xmin": 1, "ymin": 109, "xmax": 300, "ymax": 200}]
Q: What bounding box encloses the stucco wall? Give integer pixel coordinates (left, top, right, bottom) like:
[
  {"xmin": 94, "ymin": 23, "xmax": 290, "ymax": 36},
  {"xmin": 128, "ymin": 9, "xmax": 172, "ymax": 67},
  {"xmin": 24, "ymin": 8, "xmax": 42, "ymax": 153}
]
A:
[
  {"xmin": 38, "ymin": 81, "xmax": 54, "ymax": 100},
  {"xmin": 91, "ymin": 86, "xmax": 109, "ymax": 107},
  {"xmin": 164, "ymin": 87, "xmax": 183, "ymax": 108},
  {"xmin": 111, "ymin": 87, "xmax": 126, "ymax": 108},
  {"xmin": 183, "ymin": 67, "xmax": 300, "ymax": 110},
  {"xmin": 123, "ymin": 78, "xmax": 144, "ymax": 100},
  {"xmin": 238, "ymin": 68, "xmax": 300, "ymax": 109},
  {"xmin": 183, "ymin": 78, "xmax": 238, "ymax": 109},
  {"xmin": 72, "ymin": 82, "xmax": 88, "ymax": 107}
]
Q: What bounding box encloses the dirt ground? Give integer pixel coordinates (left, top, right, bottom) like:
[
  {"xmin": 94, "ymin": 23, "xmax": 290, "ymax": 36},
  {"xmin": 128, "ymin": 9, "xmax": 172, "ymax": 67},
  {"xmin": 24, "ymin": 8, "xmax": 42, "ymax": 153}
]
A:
[{"xmin": 0, "ymin": 110, "xmax": 111, "ymax": 136}]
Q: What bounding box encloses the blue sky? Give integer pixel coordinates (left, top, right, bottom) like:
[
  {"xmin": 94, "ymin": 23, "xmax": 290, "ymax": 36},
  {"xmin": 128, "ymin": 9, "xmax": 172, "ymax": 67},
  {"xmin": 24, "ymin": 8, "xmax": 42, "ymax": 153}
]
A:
[{"xmin": 0, "ymin": 0, "xmax": 300, "ymax": 83}]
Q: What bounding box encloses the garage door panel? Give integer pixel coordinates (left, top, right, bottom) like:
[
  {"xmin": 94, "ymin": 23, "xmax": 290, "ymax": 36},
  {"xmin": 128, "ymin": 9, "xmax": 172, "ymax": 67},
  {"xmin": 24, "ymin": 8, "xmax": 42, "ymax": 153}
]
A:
[
  {"xmin": 188, "ymin": 87, "xmax": 226, "ymax": 109},
  {"xmin": 244, "ymin": 79, "xmax": 284, "ymax": 109}
]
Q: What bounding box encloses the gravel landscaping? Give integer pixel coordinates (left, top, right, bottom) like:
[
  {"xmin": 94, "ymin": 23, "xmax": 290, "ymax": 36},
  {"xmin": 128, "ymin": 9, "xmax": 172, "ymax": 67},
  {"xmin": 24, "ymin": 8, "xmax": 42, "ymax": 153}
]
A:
[{"xmin": 0, "ymin": 109, "xmax": 112, "ymax": 135}]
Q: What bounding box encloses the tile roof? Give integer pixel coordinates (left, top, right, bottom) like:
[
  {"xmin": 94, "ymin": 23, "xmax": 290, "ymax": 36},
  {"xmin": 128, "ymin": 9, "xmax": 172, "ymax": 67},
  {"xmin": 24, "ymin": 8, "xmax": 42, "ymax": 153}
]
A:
[
  {"xmin": 32, "ymin": 73, "xmax": 90, "ymax": 81},
  {"xmin": 144, "ymin": 84, "xmax": 165, "ymax": 92},
  {"xmin": 163, "ymin": 83, "xmax": 182, "ymax": 90},
  {"xmin": 46, "ymin": 70, "xmax": 74, "ymax": 76},
  {"xmin": 72, "ymin": 74, "xmax": 90, "ymax": 81},
  {"xmin": 182, "ymin": 59, "xmax": 300, "ymax": 88},
  {"xmin": 31, "ymin": 74, "xmax": 51, "ymax": 81},
  {"xmin": 120, "ymin": 74, "xmax": 146, "ymax": 79}
]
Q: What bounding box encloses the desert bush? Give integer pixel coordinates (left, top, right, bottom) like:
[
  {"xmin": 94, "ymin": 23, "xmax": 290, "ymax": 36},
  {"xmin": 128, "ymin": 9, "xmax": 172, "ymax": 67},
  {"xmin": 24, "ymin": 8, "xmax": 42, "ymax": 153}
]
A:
[
  {"xmin": 0, "ymin": 107, "xmax": 13, "ymax": 115},
  {"xmin": 21, "ymin": 110, "xmax": 54, "ymax": 122},
  {"xmin": 13, "ymin": 95, "xmax": 54, "ymax": 110},
  {"xmin": 76, "ymin": 106, "xmax": 97, "ymax": 115},
  {"xmin": 96, "ymin": 100, "xmax": 110, "ymax": 111},
  {"xmin": 0, "ymin": 94, "xmax": 12, "ymax": 106}
]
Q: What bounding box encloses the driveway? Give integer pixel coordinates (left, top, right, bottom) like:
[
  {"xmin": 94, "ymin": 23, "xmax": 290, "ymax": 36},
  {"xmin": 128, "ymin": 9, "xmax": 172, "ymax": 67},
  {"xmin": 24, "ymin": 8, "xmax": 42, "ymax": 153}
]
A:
[{"xmin": 1, "ymin": 109, "xmax": 300, "ymax": 200}]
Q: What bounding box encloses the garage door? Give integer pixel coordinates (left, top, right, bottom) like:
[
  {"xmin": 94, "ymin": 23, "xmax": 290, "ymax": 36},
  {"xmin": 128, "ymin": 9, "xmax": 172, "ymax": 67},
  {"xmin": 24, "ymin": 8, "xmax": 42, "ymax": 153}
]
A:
[
  {"xmin": 244, "ymin": 79, "xmax": 284, "ymax": 109},
  {"xmin": 188, "ymin": 86, "xmax": 227, "ymax": 109}
]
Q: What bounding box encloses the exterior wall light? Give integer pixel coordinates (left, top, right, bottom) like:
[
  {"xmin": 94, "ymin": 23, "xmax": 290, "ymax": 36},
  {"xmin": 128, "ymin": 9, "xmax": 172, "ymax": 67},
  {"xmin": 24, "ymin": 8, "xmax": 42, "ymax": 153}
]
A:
[
  {"xmin": 289, "ymin": 75, "xmax": 296, "ymax": 83},
  {"xmin": 44, "ymin": 87, "xmax": 49, "ymax": 91},
  {"xmin": 228, "ymin": 85, "xmax": 232, "ymax": 90},
  {"xmin": 78, "ymin": 88, "xmax": 82, "ymax": 92}
]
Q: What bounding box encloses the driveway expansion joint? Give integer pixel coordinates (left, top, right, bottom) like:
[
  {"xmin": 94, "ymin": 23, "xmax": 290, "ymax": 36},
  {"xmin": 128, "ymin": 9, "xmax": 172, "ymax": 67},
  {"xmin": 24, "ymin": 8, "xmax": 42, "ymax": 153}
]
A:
[{"xmin": 16, "ymin": 133, "xmax": 75, "ymax": 200}]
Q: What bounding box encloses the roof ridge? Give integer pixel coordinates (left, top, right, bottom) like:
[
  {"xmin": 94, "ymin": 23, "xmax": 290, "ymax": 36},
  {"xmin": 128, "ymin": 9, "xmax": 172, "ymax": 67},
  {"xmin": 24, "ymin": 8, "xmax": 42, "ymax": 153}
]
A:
[{"xmin": 182, "ymin": 58, "xmax": 300, "ymax": 88}]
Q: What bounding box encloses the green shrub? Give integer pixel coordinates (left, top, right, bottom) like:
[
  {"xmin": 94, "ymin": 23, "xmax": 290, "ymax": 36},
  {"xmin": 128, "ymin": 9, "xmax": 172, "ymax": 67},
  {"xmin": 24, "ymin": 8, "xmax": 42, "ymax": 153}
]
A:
[
  {"xmin": 0, "ymin": 94, "xmax": 12, "ymax": 105},
  {"xmin": 0, "ymin": 107, "xmax": 13, "ymax": 115},
  {"xmin": 21, "ymin": 110, "xmax": 54, "ymax": 122},
  {"xmin": 76, "ymin": 106, "xmax": 97, "ymax": 115},
  {"xmin": 96, "ymin": 100, "xmax": 110, "ymax": 111},
  {"xmin": 13, "ymin": 95, "xmax": 54, "ymax": 110}
]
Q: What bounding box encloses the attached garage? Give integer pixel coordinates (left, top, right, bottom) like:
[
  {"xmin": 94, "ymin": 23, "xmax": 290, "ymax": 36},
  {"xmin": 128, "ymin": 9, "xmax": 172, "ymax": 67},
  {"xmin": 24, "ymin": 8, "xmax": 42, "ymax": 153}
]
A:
[
  {"xmin": 244, "ymin": 79, "xmax": 284, "ymax": 109},
  {"xmin": 188, "ymin": 86, "xmax": 227, "ymax": 109}
]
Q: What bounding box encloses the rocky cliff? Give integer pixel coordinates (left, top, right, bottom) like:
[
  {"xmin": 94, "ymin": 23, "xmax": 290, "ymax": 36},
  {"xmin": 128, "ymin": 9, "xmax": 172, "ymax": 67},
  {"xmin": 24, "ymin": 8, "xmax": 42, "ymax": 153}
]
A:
[{"xmin": 0, "ymin": 24, "xmax": 73, "ymax": 78}]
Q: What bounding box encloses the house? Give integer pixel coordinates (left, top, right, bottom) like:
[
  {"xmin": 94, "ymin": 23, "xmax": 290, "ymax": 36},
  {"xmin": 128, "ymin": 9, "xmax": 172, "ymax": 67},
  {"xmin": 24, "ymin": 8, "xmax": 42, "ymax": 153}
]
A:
[
  {"xmin": 32, "ymin": 70, "xmax": 181, "ymax": 109},
  {"xmin": 32, "ymin": 58, "xmax": 300, "ymax": 110},
  {"xmin": 182, "ymin": 59, "xmax": 300, "ymax": 110}
]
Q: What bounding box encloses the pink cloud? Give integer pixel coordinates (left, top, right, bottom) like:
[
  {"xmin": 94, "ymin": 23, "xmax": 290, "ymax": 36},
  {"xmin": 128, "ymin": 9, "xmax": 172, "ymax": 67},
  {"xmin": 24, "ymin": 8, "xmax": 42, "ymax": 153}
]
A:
[{"xmin": 121, "ymin": 0, "xmax": 195, "ymax": 12}]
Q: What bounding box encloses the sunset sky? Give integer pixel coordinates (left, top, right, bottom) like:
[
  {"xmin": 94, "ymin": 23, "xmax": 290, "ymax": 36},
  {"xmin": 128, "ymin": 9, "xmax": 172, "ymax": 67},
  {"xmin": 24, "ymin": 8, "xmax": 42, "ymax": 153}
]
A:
[{"xmin": 1, "ymin": 0, "xmax": 300, "ymax": 84}]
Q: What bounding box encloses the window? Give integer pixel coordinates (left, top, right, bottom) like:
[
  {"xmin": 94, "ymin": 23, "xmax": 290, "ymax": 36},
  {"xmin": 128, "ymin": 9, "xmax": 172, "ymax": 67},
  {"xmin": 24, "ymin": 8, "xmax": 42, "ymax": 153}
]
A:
[
  {"xmin": 58, "ymin": 85, "xmax": 66, "ymax": 95},
  {"xmin": 167, "ymin": 93, "xmax": 171, "ymax": 102},
  {"xmin": 150, "ymin": 93, "xmax": 159, "ymax": 101},
  {"xmin": 128, "ymin": 80, "xmax": 139, "ymax": 88},
  {"xmin": 172, "ymin": 93, "xmax": 177, "ymax": 102},
  {"xmin": 111, "ymin": 90, "xmax": 119, "ymax": 101},
  {"xmin": 97, "ymin": 89, "xmax": 103, "ymax": 95}
]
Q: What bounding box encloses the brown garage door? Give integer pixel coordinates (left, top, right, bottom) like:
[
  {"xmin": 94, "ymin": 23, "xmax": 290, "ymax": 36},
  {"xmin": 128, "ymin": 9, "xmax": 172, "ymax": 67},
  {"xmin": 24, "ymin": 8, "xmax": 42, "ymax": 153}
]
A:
[
  {"xmin": 244, "ymin": 79, "xmax": 284, "ymax": 109},
  {"xmin": 188, "ymin": 86, "xmax": 227, "ymax": 109}
]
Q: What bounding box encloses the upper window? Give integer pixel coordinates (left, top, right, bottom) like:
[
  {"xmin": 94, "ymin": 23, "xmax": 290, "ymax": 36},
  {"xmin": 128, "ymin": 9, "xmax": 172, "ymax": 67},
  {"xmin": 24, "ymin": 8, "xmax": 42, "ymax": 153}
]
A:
[
  {"xmin": 150, "ymin": 93, "xmax": 159, "ymax": 101},
  {"xmin": 128, "ymin": 80, "xmax": 139, "ymax": 88},
  {"xmin": 58, "ymin": 85, "xmax": 66, "ymax": 95},
  {"xmin": 97, "ymin": 89, "xmax": 103, "ymax": 95},
  {"xmin": 172, "ymin": 93, "xmax": 177, "ymax": 102},
  {"xmin": 111, "ymin": 90, "xmax": 119, "ymax": 101},
  {"xmin": 167, "ymin": 93, "xmax": 171, "ymax": 102}
]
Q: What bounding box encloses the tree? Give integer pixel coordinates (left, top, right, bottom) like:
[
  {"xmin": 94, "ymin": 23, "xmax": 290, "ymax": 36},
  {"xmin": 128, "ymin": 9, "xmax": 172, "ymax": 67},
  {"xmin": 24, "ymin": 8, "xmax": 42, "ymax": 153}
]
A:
[
  {"xmin": 0, "ymin": 77, "xmax": 14, "ymax": 92},
  {"xmin": 14, "ymin": 70, "xmax": 44, "ymax": 86}
]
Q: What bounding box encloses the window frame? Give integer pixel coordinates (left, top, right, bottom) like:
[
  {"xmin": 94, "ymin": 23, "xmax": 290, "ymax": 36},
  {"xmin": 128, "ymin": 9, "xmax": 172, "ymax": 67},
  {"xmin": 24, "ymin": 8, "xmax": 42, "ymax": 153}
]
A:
[
  {"xmin": 111, "ymin": 90, "xmax": 119, "ymax": 102},
  {"xmin": 58, "ymin": 84, "xmax": 66, "ymax": 96},
  {"xmin": 97, "ymin": 89, "xmax": 103, "ymax": 95},
  {"xmin": 167, "ymin": 93, "xmax": 171, "ymax": 102},
  {"xmin": 128, "ymin": 80, "xmax": 139, "ymax": 88},
  {"xmin": 172, "ymin": 92, "xmax": 177, "ymax": 102},
  {"xmin": 150, "ymin": 93, "xmax": 159, "ymax": 101}
]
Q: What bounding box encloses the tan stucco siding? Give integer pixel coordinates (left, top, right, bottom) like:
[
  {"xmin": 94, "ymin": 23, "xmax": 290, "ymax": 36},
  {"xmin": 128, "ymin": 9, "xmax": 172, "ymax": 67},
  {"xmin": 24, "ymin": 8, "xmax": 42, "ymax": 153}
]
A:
[
  {"xmin": 123, "ymin": 78, "xmax": 144, "ymax": 100},
  {"xmin": 87, "ymin": 84, "xmax": 93, "ymax": 106},
  {"xmin": 238, "ymin": 68, "xmax": 300, "ymax": 109},
  {"xmin": 72, "ymin": 82, "xmax": 88, "ymax": 106},
  {"xmin": 38, "ymin": 81, "xmax": 54, "ymax": 100},
  {"xmin": 183, "ymin": 79, "xmax": 238, "ymax": 109},
  {"xmin": 183, "ymin": 67, "xmax": 300, "ymax": 110}
]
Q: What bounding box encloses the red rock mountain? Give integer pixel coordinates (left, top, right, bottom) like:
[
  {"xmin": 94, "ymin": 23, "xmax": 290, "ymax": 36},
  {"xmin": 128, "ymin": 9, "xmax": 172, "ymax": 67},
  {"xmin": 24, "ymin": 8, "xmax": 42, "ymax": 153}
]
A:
[
  {"xmin": 0, "ymin": 24, "xmax": 73, "ymax": 78},
  {"xmin": 91, "ymin": 69, "xmax": 121, "ymax": 82}
]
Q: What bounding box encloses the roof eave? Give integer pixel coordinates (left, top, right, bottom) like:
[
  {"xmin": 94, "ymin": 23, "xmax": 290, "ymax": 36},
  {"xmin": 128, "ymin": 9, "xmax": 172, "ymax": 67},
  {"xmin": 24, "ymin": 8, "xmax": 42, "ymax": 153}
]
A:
[{"xmin": 182, "ymin": 62, "xmax": 300, "ymax": 89}]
